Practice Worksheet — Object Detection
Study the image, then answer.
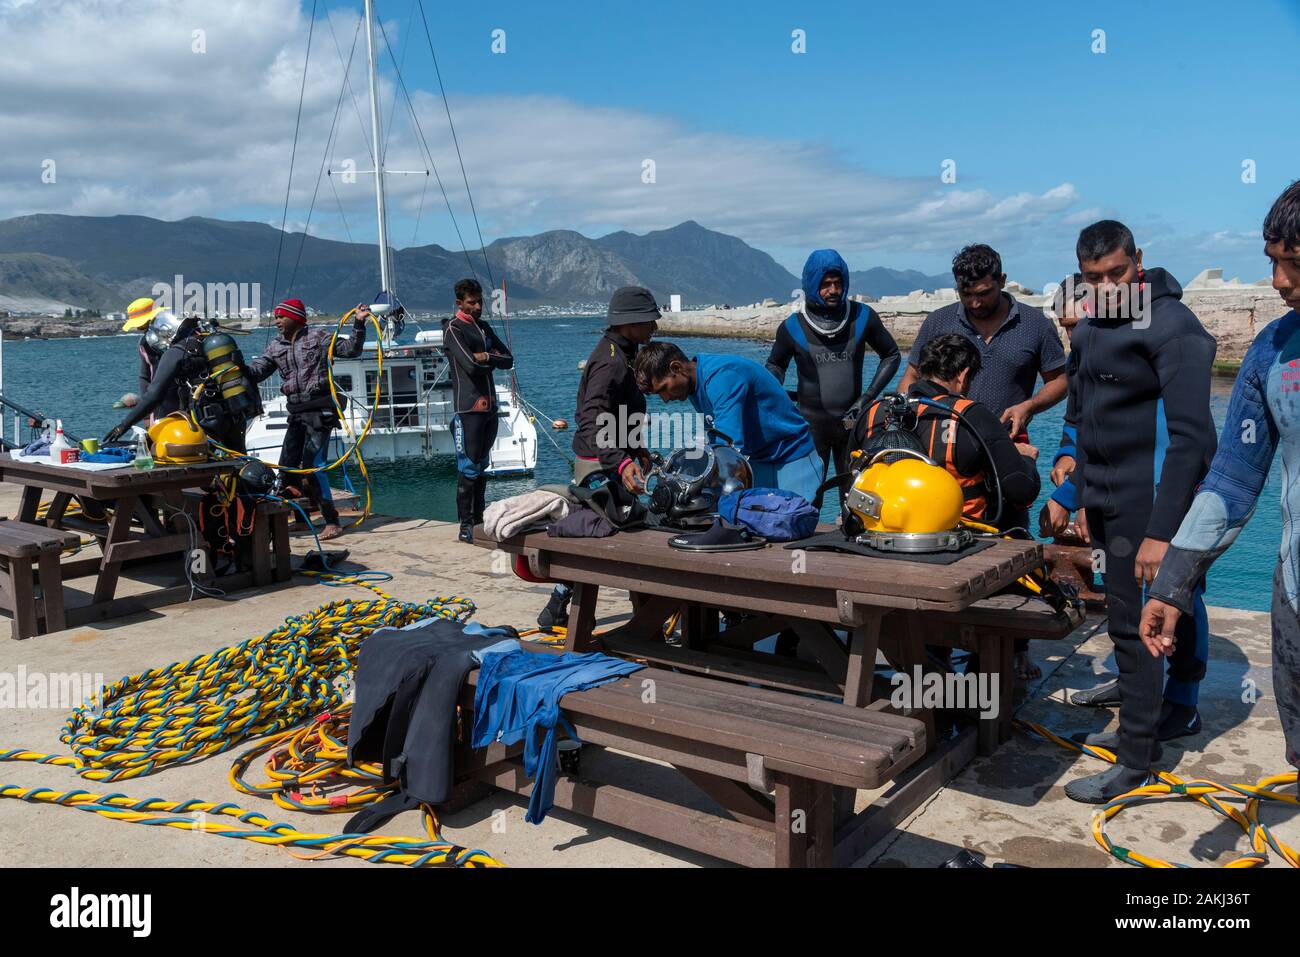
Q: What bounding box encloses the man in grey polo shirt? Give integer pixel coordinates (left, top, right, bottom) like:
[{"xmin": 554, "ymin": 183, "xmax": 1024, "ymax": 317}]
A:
[{"xmin": 899, "ymin": 244, "xmax": 1067, "ymax": 445}]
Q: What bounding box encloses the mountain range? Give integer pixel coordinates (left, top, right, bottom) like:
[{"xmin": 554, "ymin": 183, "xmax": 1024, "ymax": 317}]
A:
[{"xmin": 0, "ymin": 214, "xmax": 950, "ymax": 314}]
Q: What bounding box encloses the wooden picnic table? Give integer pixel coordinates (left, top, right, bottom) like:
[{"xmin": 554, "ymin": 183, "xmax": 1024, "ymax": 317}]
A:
[
  {"xmin": 474, "ymin": 523, "xmax": 1078, "ymax": 864},
  {"xmin": 0, "ymin": 456, "xmax": 290, "ymax": 633}
]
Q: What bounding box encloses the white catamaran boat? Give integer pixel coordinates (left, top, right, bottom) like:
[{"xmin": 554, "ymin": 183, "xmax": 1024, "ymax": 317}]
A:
[
  {"xmin": 245, "ymin": 0, "xmax": 536, "ymax": 477},
  {"xmin": 244, "ymin": 327, "xmax": 536, "ymax": 474}
]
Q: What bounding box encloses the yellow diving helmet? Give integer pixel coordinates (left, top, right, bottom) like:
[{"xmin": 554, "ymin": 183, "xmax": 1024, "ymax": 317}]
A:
[
  {"xmin": 147, "ymin": 413, "xmax": 210, "ymax": 465},
  {"xmin": 845, "ymin": 448, "xmax": 972, "ymax": 552}
]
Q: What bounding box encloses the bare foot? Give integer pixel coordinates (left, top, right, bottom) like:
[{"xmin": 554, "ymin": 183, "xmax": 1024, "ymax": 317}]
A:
[
  {"xmin": 1014, "ymin": 651, "xmax": 1041, "ymax": 682},
  {"xmin": 318, "ymin": 523, "xmax": 343, "ymax": 541}
]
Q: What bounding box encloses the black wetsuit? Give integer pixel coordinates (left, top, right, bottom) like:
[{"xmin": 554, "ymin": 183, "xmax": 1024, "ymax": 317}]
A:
[
  {"xmin": 444, "ymin": 314, "xmax": 514, "ymax": 529},
  {"xmin": 572, "ymin": 330, "xmax": 646, "ymax": 478},
  {"xmin": 116, "ymin": 326, "xmax": 250, "ymax": 453},
  {"xmin": 136, "ymin": 336, "xmax": 185, "ymax": 419},
  {"xmin": 1066, "ymin": 267, "xmax": 1217, "ymax": 771},
  {"xmin": 766, "ymin": 301, "xmax": 900, "ymax": 477}
]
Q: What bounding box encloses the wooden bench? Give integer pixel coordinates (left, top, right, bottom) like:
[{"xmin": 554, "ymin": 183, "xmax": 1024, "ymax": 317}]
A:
[
  {"xmin": 0, "ymin": 519, "xmax": 79, "ymax": 639},
  {"xmin": 182, "ymin": 491, "xmax": 292, "ymax": 587},
  {"xmin": 458, "ymin": 664, "xmax": 928, "ymax": 867}
]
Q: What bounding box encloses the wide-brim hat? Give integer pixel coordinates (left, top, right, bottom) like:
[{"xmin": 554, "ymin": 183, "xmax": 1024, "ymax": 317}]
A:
[
  {"xmin": 122, "ymin": 296, "xmax": 163, "ymax": 331},
  {"xmin": 607, "ymin": 286, "xmax": 661, "ymax": 326}
]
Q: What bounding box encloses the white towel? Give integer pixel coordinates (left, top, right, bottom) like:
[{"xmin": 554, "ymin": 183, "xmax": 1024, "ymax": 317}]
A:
[{"xmin": 482, "ymin": 489, "xmax": 569, "ymax": 539}]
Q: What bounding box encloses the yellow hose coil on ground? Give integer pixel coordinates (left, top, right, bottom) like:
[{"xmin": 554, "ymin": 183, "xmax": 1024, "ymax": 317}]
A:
[
  {"xmin": 0, "ymin": 577, "xmax": 503, "ymax": 867},
  {"xmin": 1017, "ymin": 720, "xmax": 1298, "ymax": 868}
]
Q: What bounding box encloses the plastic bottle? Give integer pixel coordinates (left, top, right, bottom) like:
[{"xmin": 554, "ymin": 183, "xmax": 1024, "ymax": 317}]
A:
[
  {"xmin": 133, "ymin": 435, "xmax": 154, "ymax": 471},
  {"xmin": 49, "ymin": 420, "xmax": 79, "ymax": 465}
]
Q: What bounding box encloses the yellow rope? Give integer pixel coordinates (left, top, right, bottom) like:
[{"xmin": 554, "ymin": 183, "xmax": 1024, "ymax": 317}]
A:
[
  {"xmin": 0, "ymin": 578, "xmax": 503, "ymax": 867},
  {"xmin": 1017, "ymin": 720, "xmax": 1298, "ymax": 868}
]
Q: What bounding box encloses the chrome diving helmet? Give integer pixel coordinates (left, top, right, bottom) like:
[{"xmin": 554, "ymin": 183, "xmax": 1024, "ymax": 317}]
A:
[
  {"xmin": 144, "ymin": 309, "xmax": 185, "ymax": 352},
  {"xmin": 647, "ymin": 420, "xmax": 752, "ymax": 528}
]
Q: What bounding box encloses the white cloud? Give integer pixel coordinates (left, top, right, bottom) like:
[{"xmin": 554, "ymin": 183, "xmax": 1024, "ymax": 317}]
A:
[{"xmin": 0, "ymin": 0, "xmax": 1090, "ymax": 276}]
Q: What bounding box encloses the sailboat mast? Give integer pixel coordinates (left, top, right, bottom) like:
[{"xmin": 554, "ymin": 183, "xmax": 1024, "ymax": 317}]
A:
[{"xmin": 363, "ymin": 0, "xmax": 392, "ymax": 293}]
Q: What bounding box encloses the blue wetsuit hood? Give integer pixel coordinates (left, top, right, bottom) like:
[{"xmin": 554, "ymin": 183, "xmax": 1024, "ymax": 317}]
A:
[{"xmin": 801, "ymin": 249, "xmax": 851, "ymax": 321}]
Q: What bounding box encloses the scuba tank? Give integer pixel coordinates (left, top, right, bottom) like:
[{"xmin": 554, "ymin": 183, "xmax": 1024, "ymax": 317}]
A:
[
  {"xmin": 193, "ymin": 329, "xmax": 263, "ymax": 437},
  {"xmin": 202, "ymin": 332, "xmax": 259, "ymax": 420}
]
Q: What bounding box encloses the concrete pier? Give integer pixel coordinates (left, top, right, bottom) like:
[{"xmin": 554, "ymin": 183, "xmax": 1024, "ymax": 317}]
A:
[{"xmin": 0, "ymin": 483, "xmax": 1293, "ymax": 868}]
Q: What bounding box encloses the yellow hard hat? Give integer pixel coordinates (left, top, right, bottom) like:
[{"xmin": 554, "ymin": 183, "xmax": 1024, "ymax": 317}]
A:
[
  {"xmin": 123, "ymin": 296, "xmax": 163, "ymax": 332},
  {"xmin": 846, "ymin": 450, "xmax": 964, "ymax": 536},
  {"xmin": 147, "ymin": 413, "xmax": 209, "ymax": 465}
]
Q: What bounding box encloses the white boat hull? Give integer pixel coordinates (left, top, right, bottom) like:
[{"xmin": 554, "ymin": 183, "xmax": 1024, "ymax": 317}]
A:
[{"xmin": 243, "ymin": 341, "xmax": 537, "ymax": 476}]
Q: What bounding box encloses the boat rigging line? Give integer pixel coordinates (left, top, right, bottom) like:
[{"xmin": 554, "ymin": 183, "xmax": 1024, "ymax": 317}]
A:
[
  {"xmin": 269, "ymin": 0, "xmax": 320, "ymax": 315},
  {"xmin": 416, "ymin": 0, "xmax": 494, "ymax": 288}
]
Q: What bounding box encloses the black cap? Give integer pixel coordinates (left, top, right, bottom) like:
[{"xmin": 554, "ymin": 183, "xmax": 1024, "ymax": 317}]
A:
[{"xmin": 607, "ymin": 286, "xmax": 661, "ymax": 327}]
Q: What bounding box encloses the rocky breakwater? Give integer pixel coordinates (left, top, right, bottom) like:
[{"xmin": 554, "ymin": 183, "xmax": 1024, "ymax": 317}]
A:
[
  {"xmin": 656, "ymin": 269, "xmax": 1282, "ymax": 372},
  {"xmin": 0, "ymin": 315, "xmax": 126, "ymax": 339}
]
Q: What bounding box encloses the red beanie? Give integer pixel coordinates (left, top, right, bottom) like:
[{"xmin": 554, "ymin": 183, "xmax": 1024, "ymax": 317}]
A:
[{"xmin": 274, "ymin": 298, "xmax": 308, "ymax": 322}]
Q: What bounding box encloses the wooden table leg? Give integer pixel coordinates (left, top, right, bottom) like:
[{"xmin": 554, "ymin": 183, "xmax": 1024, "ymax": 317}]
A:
[
  {"xmin": 894, "ymin": 612, "xmax": 937, "ymax": 745},
  {"xmin": 92, "ymin": 494, "xmax": 137, "ymax": 604},
  {"xmin": 250, "ymin": 504, "xmax": 272, "ymax": 586},
  {"xmin": 790, "ymin": 620, "xmax": 849, "ymax": 687},
  {"xmin": 36, "ymin": 549, "xmax": 66, "ymax": 634},
  {"xmin": 43, "ymin": 492, "xmax": 72, "ymax": 528},
  {"xmin": 8, "ymin": 555, "xmax": 37, "ymax": 639},
  {"xmin": 272, "ymin": 509, "xmax": 291, "ymax": 582},
  {"xmin": 17, "ymin": 486, "xmax": 41, "ymax": 524},
  {"xmin": 774, "ymin": 775, "xmax": 833, "ymax": 868},
  {"xmin": 565, "ymin": 582, "xmax": 599, "ymax": 653},
  {"xmin": 843, "ymin": 614, "xmax": 883, "ymax": 708}
]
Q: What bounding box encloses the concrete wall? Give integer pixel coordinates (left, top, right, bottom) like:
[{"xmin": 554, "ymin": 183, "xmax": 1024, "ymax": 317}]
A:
[{"xmin": 658, "ymin": 288, "xmax": 1286, "ymax": 369}]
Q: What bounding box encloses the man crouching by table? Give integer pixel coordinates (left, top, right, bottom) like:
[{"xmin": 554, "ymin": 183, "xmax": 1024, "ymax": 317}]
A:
[
  {"xmin": 247, "ymin": 298, "xmax": 370, "ymax": 542},
  {"xmin": 536, "ymin": 286, "xmax": 660, "ymax": 630}
]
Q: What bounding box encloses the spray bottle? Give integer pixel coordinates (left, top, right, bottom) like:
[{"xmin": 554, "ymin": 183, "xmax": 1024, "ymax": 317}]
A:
[{"xmin": 48, "ymin": 420, "xmax": 79, "ymax": 465}]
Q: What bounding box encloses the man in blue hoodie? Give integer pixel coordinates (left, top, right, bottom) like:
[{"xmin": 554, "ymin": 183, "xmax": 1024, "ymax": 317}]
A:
[
  {"xmin": 634, "ymin": 341, "xmax": 822, "ymax": 502},
  {"xmin": 766, "ymin": 249, "xmax": 900, "ymax": 481}
]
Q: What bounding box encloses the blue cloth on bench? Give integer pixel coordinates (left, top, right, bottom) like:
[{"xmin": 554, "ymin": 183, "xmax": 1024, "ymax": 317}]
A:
[{"xmin": 472, "ymin": 648, "xmax": 642, "ymax": 824}]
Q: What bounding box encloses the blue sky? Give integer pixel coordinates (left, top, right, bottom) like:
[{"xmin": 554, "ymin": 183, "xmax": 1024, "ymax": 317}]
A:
[{"xmin": 3, "ymin": 0, "xmax": 1298, "ymax": 289}]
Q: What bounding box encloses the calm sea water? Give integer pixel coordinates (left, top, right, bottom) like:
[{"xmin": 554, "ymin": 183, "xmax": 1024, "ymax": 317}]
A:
[{"xmin": 0, "ymin": 317, "xmax": 1283, "ymax": 611}]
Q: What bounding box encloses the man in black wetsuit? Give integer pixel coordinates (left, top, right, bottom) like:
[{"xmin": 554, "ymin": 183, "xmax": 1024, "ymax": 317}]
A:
[
  {"xmin": 104, "ymin": 311, "xmax": 254, "ymax": 453},
  {"xmin": 445, "ymin": 278, "xmax": 514, "ymax": 544},
  {"xmin": 766, "ymin": 249, "xmax": 900, "ymax": 481},
  {"xmin": 538, "ymin": 286, "xmax": 659, "ymax": 629},
  {"xmin": 1060, "ymin": 220, "xmax": 1217, "ymax": 803}
]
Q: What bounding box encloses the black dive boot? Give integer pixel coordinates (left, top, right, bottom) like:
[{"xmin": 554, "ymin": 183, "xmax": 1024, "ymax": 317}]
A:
[
  {"xmin": 1070, "ymin": 677, "xmax": 1121, "ymax": 707},
  {"xmin": 538, "ymin": 585, "xmax": 572, "ymax": 630},
  {"xmin": 1064, "ymin": 764, "xmax": 1153, "ymax": 804},
  {"xmin": 473, "ymin": 476, "xmax": 488, "ymax": 525},
  {"xmin": 456, "ymin": 475, "xmax": 475, "ymax": 544}
]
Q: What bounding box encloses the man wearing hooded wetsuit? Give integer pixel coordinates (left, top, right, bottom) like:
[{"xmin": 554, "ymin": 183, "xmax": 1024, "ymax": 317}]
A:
[
  {"xmin": 766, "ymin": 249, "xmax": 900, "ymax": 480},
  {"xmin": 1142, "ymin": 181, "xmax": 1300, "ymax": 776},
  {"xmin": 1060, "ymin": 220, "xmax": 1217, "ymax": 804}
]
